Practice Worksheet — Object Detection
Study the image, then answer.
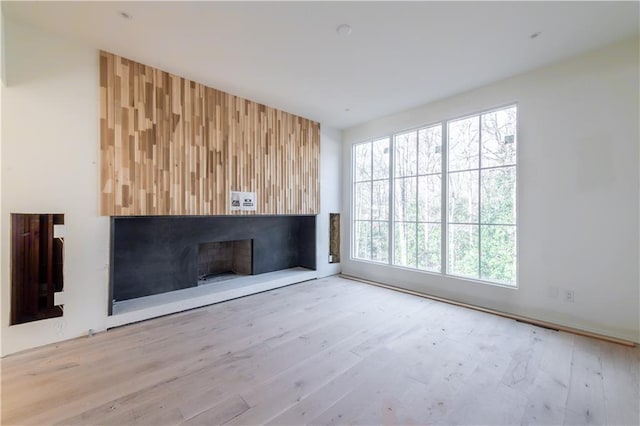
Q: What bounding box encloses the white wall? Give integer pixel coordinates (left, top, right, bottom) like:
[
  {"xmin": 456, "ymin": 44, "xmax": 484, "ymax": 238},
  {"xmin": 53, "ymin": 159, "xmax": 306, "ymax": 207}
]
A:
[
  {"xmin": 342, "ymin": 38, "xmax": 640, "ymax": 343},
  {"xmin": 316, "ymin": 126, "xmax": 342, "ymax": 278},
  {"xmin": 1, "ymin": 18, "xmax": 110, "ymax": 356},
  {"xmin": 0, "ymin": 7, "xmax": 4, "ymax": 357},
  {"xmin": 0, "ymin": 19, "xmax": 342, "ymax": 356},
  {"xmin": 1, "ymin": 8, "xmax": 5, "ymax": 85}
]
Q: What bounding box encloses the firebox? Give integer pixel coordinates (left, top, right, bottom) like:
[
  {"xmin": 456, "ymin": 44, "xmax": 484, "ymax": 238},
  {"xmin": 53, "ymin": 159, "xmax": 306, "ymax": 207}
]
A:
[{"xmin": 197, "ymin": 239, "xmax": 253, "ymax": 284}]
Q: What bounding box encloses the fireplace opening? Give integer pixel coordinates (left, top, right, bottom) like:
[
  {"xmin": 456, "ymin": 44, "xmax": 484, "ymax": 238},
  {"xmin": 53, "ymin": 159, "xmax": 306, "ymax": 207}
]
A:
[{"xmin": 197, "ymin": 239, "xmax": 253, "ymax": 285}]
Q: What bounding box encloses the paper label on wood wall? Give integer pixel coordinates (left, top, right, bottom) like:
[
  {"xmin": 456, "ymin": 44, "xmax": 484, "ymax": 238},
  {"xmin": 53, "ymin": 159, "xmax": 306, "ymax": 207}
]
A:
[
  {"xmin": 241, "ymin": 192, "xmax": 257, "ymax": 211},
  {"xmin": 231, "ymin": 192, "xmax": 257, "ymax": 211},
  {"xmin": 231, "ymin": 192, "xmax": 242, "ymax": 211}
]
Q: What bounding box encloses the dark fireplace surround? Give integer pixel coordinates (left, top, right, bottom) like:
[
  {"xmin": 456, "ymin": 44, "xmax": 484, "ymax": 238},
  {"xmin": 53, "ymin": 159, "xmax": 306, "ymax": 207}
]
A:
[{"xmin": 109, "ymin": 216, "xmax": 316, "ymax": 314}]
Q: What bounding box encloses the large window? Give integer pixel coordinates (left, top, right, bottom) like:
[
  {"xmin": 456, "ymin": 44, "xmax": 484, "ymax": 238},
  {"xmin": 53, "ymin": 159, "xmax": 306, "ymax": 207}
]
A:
[
  {"xmin": 352, "ymin": 105, "xmax": 517, "ymax": 286},
  {"xmin": 353, "ymin": 137, "xmax": 390, "ymax": 262},
  {"xmin": 448, "ymin": 106, "xmax": 517, "ymax": 284},
  {"xmin": 394, "ymin": 125, "xmax": 442, "ymax": 272}
]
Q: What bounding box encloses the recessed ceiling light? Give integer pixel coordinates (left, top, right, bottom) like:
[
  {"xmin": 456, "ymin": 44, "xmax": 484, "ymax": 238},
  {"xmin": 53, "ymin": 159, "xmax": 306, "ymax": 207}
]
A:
[
  {"xmin": 336, "ymin": 24, "xmax": 352, "ymax": 37},
  {"xmin": 530, "ymin": 31, "xmax": 541, "ymax": 39},
  {"xmin": 118, "ymin": 11, "xmax": 132, "ymax": 20}
]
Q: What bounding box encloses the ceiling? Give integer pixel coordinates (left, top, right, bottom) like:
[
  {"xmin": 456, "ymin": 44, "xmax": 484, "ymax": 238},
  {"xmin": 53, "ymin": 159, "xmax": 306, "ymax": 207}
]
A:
[{"xmin": 3, "ymin": 1, "xmax": 639, "ymax": 129}]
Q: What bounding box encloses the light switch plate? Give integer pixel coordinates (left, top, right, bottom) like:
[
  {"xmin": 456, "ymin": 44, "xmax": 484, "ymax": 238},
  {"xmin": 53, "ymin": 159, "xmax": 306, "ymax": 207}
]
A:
[{"xmin": 54, "ymin": 291, "xmax": 65, "ymax": 306}]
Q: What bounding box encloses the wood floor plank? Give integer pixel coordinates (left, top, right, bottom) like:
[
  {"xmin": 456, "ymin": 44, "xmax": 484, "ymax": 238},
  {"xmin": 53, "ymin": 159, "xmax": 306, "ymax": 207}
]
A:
[
  {"xmin": 266, "ymin": 348, "xmax": 396, "ymax": 425},
  {"xmin": 226, "ymin": 345, "xmax": 361, "ymax": 424},
  {"xmin": 228, "ymin": 295, "xmax": 432, "ymax": 425},
  {"xmin": 2, "ymin": 277, "xmax": 364, "ymax": 377},
  {"xmin": 94, "ymin": 281, "xmax": 400, "ymax": 425},
  {"xmin": 144, "ymin": 284, "xmax": 400, "ymax": 423},
  {"xmin": 307, "ymin": 361, "xmax": 411, "ymax": 425},
  {"xmin": 2, "ymin": 280, "xmax": 373, "ymax": 422},
  {"xmin": 180, "ymin": 395, "xmax": 249, "ymax": 426},
  {"xmin": 563, "ymin": 336, "xmax": 608, "ymax": 425},
  {"xmin": 600, "ymin": 341, "xmax": 640, "ymax": 426},
  {"xmin": 47, "ymin": 302, "xmax": 376, "ymax": 424},
  {"xmin": 519, "ymin": 328, "xmax": 574, "ymax": 425},
  {"xmin": 2, "ymin": 276, "xmax": 638, "ymax": 426}
]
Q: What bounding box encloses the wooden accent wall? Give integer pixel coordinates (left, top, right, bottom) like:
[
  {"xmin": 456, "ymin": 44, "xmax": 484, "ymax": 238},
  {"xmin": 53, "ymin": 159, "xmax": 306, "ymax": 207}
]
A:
[{"xmin": 100, "ymin": 51, "xmax": 320, "ymax": 216}]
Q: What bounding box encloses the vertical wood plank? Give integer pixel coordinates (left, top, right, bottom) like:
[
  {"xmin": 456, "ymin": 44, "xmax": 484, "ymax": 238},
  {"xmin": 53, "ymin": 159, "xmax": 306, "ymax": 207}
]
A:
[{"xmin": 100, "ymin": 51, "xmax": 320, "ymax": 216}]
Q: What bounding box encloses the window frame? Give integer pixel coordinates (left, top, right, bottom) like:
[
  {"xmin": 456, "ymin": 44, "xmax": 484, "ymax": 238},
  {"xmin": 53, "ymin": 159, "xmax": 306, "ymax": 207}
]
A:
[{"xmin": 350, "ymin": 103, "xmax": 519, "ymax": 288}]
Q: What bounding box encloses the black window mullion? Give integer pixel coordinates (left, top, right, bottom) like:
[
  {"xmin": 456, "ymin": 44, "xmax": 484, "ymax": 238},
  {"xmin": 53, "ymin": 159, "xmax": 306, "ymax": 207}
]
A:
[
  {"xmin": 442, "ymin": 121, "xmax": 448, "ymax": 275},
  {"xmin": 370, "ymin": 141, "xmax": 374, "ymax": 260},
  {"xmin": 388, "ymin": 137, "xmax": 394, "ymax": 265},
  {"xmin": 414, "ymin": 130, "xmax": 419, "ymax": 268},
  {"xmin": 477, "ymin": 115, "xmax": 482, "ymax": 279}
]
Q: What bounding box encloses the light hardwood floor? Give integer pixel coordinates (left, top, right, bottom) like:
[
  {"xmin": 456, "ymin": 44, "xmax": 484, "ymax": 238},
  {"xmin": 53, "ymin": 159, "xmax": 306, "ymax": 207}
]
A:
[{"xmin": 1, "ymin": 276, "xmax": 639, "ymax": 425}]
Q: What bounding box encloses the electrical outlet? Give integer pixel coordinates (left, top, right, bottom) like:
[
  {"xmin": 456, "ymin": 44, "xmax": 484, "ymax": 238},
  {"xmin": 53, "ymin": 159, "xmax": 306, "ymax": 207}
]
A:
[{"xmin": 564, "ymin": 290, "xmax": 575, "ymax": 303}]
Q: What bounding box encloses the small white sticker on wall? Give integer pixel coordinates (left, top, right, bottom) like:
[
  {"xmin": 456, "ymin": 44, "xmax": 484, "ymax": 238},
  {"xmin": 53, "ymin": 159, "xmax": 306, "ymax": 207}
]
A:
[
  {"xmin": 241, "ymin": 192, "xmax": 257, "ymax": 210},
  {"xmin": 231, "ymin": 191, "xmax": 257, "ymax": 211},
  {"xmin": 231, "ymin": 191, "xmax": 242, "ymax": 210}
]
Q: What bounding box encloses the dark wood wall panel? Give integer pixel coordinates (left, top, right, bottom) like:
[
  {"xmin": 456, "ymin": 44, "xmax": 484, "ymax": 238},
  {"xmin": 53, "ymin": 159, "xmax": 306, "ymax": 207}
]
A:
[
  {"xmin": 11, "ymin": 214, "xmax": 63, "ymax": 325},
  {"xmin": 100, "ymin": 51, "xmax": 320, "ymax": 216}
]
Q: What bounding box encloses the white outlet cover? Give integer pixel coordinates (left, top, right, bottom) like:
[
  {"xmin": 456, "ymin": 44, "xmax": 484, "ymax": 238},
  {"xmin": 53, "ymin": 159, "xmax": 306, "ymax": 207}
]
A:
[
  {"xmin": 564, "ymin": 290, "xmax": 575, "ymax": 302},
  {"xmin": 53, "ymin": 224, "xmax": 66, "ymax": 238}
]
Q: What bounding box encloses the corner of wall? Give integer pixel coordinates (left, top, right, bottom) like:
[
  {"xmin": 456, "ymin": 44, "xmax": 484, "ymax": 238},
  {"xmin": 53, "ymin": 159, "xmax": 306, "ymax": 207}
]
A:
[
  {"xmin": 316, "ymin": 125, "xmax": 342, "ymax": 278},
  {"xmin": 0, "ymin": 6, "xmax": 4, "ymax": 358}
]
